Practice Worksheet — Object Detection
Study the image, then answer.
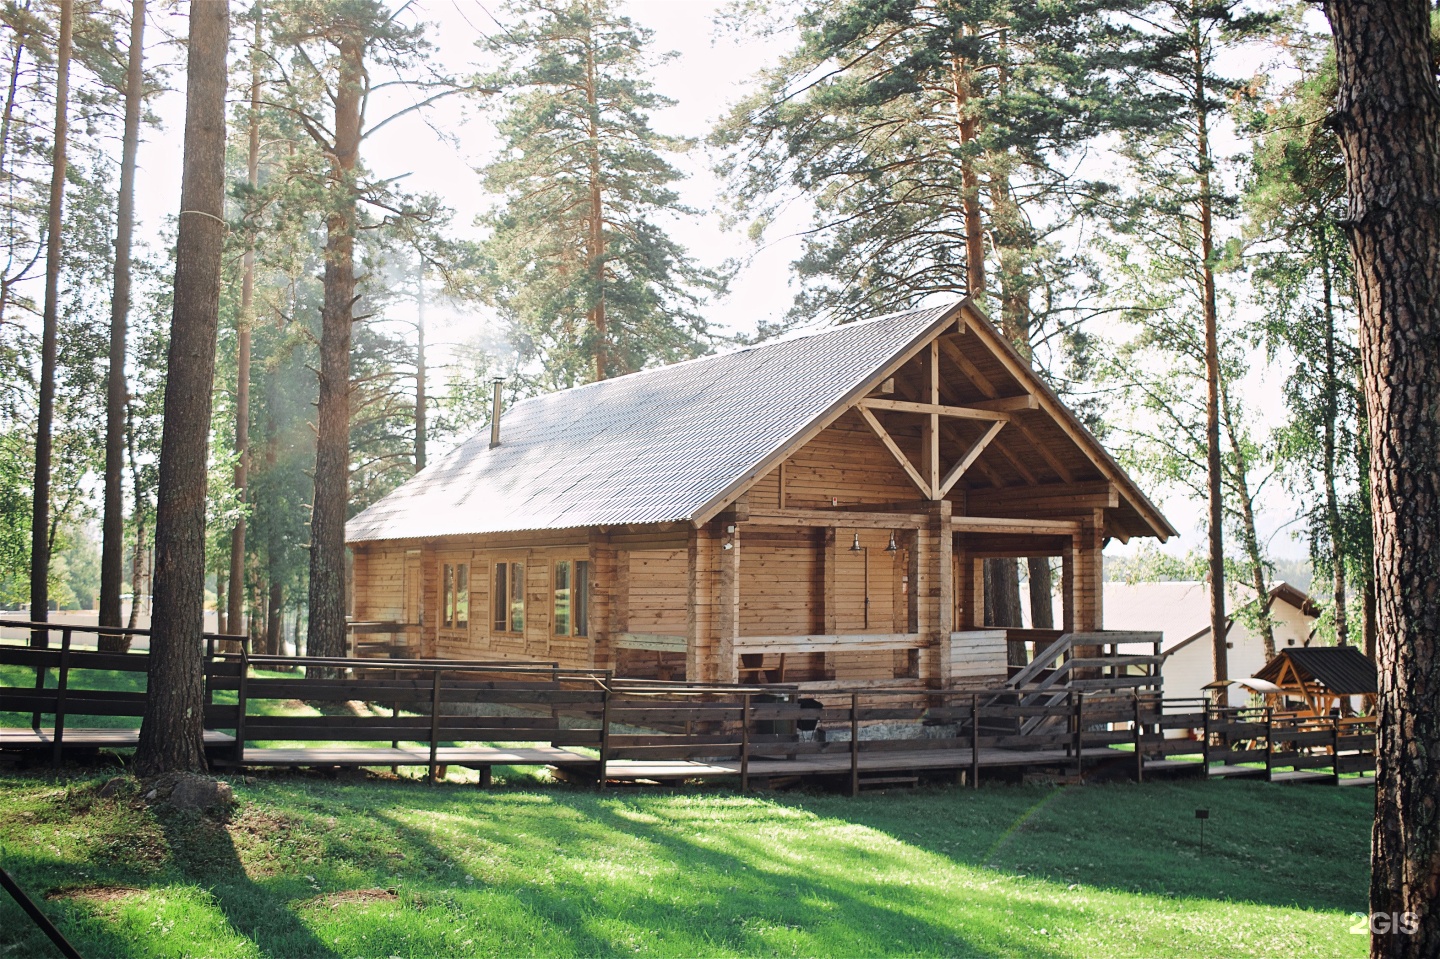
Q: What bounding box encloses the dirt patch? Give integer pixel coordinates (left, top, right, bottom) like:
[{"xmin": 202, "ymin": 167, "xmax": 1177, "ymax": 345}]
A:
[
  {"xmin": 296, "ymin": 888, "xmax": 399, "ymax": 909},
  {"xmin": 45, "ymin": 884, "xmax": 144, "ymax": 904}
]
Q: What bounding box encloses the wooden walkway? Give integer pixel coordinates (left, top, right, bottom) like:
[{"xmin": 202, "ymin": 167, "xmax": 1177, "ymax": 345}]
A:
[
  {"xmin": 212, "ymin": 744, "xmax": 595, "ymax": 769},
  {"xmin": 1, "ymin": 728, "xmax": 235, "ymax": 749},
  {"xmin": 605, "ymin": 746, "xmax": 1077, "ymax": 782},
  {"xmin": 1, "ymin": 624, "xmax": 1378, "ymax": 793}
]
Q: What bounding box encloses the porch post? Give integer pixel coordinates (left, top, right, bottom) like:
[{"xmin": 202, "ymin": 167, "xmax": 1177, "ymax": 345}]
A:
[
  {"xmin": 935, "ymin": 500, "xmax": 954, "ymax": 686},
  {"xmin": 587, "ymin": 531, "xmax": 615, "ymax": 671},
  {"xmin": 686, "ymin": 526, "xmax": 714, "ymax": 682},
  {"xmin": 717, "ymin": 520, "xmax": 739, "ymax": 685}
]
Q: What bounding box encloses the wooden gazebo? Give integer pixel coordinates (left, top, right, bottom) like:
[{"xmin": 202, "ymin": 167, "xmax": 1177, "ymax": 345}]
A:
[{"xmin": 1242, "ymin": 646, "xmax": 1378, "ymax": 717}]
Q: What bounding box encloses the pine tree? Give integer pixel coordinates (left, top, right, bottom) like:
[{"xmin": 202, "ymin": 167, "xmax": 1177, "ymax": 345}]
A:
[
  {"xmin": 135, "ymin": 0, "xmax": 230, "ymax": 777},
  {"xmin": 29, "ymin": 0, "xmax": 71, "ymax": 643},
  {"xmin": 715, "ymin": 0, "xmax": 1141, "ymax": 633},
  {"xmin": 1243, "ymin": 34, "xmax": 1369, "ymax": 651},
  {"xmin": 98, "ymin": 0, "xmax": 145, "ymax": 652},
  {"xmin": 1104, "ymin": 0, "xmax": 1276, "ymax": 701},
  {"xmin": 1323, "ymin": 4, "xmax": 1440, "ymax": 952},
  {"xmin": 478, "ymin": 0, "xmax": 718, "ymax": 389},
  {"xmin": 264, "ymin": 0, "xmax": 464, "ymax": 662}
]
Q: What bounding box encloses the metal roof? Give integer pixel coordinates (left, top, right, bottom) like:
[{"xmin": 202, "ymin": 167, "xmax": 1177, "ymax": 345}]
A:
[
  {"xmin": 1255, "ymin": 645, "xmax": 1378, "ymax": 695},
  {"xmin": 347, "ymin": 304, "xmax": 957, "ymax": 543}
]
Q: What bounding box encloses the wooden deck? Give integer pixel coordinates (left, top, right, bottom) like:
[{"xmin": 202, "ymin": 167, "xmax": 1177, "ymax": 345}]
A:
[
  {"xmin": 0, "ymin": 727, "xmax": 235, "ymax": 749},
  {"xmin": 212, "ymin": 744, "xmax": 596, "ymax": 769},
  {"xmin": 605, "ymin": 746, "xmax": 1078, "ymax": 781}
]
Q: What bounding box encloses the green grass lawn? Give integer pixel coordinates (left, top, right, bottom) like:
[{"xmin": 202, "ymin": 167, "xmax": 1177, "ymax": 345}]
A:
[{"xmin": 0, "ymin": 772, "xmax": 1372, "ymax": 958}]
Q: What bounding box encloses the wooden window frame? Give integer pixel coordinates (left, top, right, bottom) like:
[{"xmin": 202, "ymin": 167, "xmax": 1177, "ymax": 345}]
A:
[
  {"xmin": 440, "ymin": 558, "xmax": 470, "ymax": 632},
  {"xmin": 552, "ymin": 559, "xmax": 590, "ymax": 638},
  {"xmin": 493, "ymin": 560, "xmax": 525, "ymax": 635}
]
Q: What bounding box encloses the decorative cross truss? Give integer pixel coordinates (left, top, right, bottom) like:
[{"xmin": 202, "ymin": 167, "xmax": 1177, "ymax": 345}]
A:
[{"xmin": 855, "ymin": 340, "xmax": 1034, "ymax": 500}]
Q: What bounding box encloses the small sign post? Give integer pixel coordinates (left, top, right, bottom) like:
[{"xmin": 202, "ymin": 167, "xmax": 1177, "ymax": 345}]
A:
[{"xmin": 1195, "ymin": 808, "xmax": 1210, "ymax": 851}]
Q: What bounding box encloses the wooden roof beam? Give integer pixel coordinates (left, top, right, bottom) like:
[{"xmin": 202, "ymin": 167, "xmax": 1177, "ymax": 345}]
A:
[
  {"xmin": 937, "ymin": 420, "xmax": 1006, "ymax": 498},
  {"xmin": 857, "ymin": 405, "xmax": 933, "ymax": 499},
  {"xmin": 859, "ymin": 397, "xmax": 1011, "ymax": 421},
  {"xmin": 968, "ymin": 394, "xmax": 1038, "ymax": 412}
]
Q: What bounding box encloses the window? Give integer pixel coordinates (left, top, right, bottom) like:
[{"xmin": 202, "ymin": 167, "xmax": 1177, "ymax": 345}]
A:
[
  {"xmin": 554, "ymin": 561, "xmax": 571, "ymax": 636},
  {"xmin": 443, "ymin": 564, "xmax": 454, "ymax": 627},
  {"xmin": 442, "ymin": 563, "xmax": 469, "ymax": 630},
  {"xmin": 493, "ymin": 563, "xmax": 507, "ymax": 632},
  {"xmin": 510, "ymin": 563, "xmax": 525, "ymax": 632},
  {"xmin": 573, "ymin": 561, "xmax": 589, "ymax": 637},
  {"xmin": 493, "ymin": 561, "xmax": 525, "ymax": 633},
  {"xmin": 554, "ymin": 560, "xmax": 590, "ymax": 637},
  {"xmin": 455, "ymin": 564, "xmax": 469, "ymax": 629}
]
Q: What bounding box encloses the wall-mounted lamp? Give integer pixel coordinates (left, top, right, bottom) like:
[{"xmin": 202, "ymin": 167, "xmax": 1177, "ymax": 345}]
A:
[
  {"xmin": 850, "ymin": 532, "xmax": 863, "ymax": 552},
  {"xmin": 885, "ymin": 531, "xmax": 898, "ymax": 552}
]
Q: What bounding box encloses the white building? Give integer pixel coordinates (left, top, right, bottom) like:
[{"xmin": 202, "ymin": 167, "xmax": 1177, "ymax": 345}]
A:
[{"xmin": 1098, "ymin": 581, "xmax": 1320, "ymax": 702}]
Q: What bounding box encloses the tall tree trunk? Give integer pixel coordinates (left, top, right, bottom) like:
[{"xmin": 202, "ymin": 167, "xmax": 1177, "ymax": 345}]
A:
[
  {"xmin": 0, "ymin": 23, "xmax": 28, "ymax": 326},
  {"xmin": 1324, "ymin": 3, "xmax": 1440, "ymax": 956},
  {"xmin": 1319, "ymin": 232, "xmax": 1349, "ymax": 644},
  {"xmin": 135, "ymin": 0, "xmax": 230, "ymax": 777},
  {"xmin": 415, "ymin": 259, "xmax": 426, "ymax": 471},
  {"xmin": 1192, "ymin": 25, "xmax": 1228, "ymax": 706},
  {"xmin": 1219, "ymin": 375, "xmax": 1275, "ymax": 658},
  {"xmin": 29, "ymin": 0, "xmax": 71, "ymax": 645},
  {"xmin": 950, "ymin": 50, "xmax": 1024, "ymax": 627},
  {"xmin": 99, "ymin": 0, "xmax": 145, "ymax": 652},
  {"xmin": 306, "ymin": 34, "xmax": 362, "ymax": 662},
  {"xmin": 584, "ymin": 28, "xmax": 607, "ymax": 381},
  {"xmin": 125, "ymin": 401, "xmax": 145, "ymax": 630},
  {"xmin": 227, "ymin": 10, "xmax": 261, "ymax": 640},
  {"xmin": 266, "ymin": 579, "xmax": 282, "ymax": 656},
  {"xmin": 1027, "ymin": 557, "xmax": 1054, "ymax": 629},
  {"xmin": 215, "ymin": 573, "xmax": 227, "ymax": 635}
]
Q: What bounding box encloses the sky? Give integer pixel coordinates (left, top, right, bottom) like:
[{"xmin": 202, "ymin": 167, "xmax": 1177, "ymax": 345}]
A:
[{"xmin": 123, "ymin": 0, "xmax": 1309, "ymax": 570}]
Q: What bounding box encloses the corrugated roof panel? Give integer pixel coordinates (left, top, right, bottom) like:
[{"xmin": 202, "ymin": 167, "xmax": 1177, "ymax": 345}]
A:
[{"xmin": 346, "ymin": 304, "xmax": 955, "ymax": 541}]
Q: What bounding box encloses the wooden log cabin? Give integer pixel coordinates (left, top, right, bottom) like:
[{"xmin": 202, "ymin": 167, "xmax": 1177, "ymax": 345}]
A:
[{"xmin": 346, "ymin": 300, "xmax": 1176, "ymax": 692}]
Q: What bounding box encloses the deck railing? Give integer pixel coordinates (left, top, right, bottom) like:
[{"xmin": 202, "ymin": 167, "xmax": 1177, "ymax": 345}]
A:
[{"xmin": 1, "ymin": 632, "xmax": 1375, "ymax": 791}]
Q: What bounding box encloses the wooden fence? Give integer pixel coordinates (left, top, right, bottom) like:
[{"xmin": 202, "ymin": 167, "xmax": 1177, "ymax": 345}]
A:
[{"xmin": 1, "ymin": 624, "xmax": 1376, "ymax": 791}]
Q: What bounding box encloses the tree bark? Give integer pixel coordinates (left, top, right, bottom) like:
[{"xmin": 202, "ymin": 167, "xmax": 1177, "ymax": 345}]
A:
[
  {"xmin": 306, "ymin": 33, "xmax": 363, "ymax": 662},
  {"xmin": 215, "ymin": 573, "xmax": 227, "ymax": 636},
  {"xmin": 1026, "ymin": 557, "xmax": 1054, "ymax": 629},
  {"xmin": 227, "ymin": 10, "xmax": 262, "ymax": 640},
  {"xmin": 29, "ymin": 0, "xmax": 71, "ymax": 645},
  {"xmin": 1192, "ymin": 21, "xmax": 1228, "ymax": 706},
  {"xmin": 99, "ymin": 0, "xmax": 145, "ymax": 651},
  {"xmin": 1320, "ymin": 232, "xmax": 1349, "ymax": 644},
  {"xmin": 266, "ymin": 579, "xmax": 282, "ymax": 656},
  {"xmin": 415, "ymin": 259, "xmax": 426, "ymax": 470},
  {"xmin": 584, "ymin": 25, "xmax": 608, "ymax": 381},
  {"xmin": 125, "ymin": 401, "xmax": 146, "ymax": 630},
  {"xmin": 1324, "ymin": 3, "xmax": 1440, "ymax": 956},
  {"xmin": 135, "ymin": 0, "xmax": 230, "ymax": 777},
  {"xmin": 1220, "ymin": 374, "xmax": 1275, "ymax": 658}
]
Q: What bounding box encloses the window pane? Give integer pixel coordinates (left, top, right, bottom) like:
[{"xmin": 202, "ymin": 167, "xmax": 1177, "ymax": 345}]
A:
[
  {"xmin": 493, "ymin": 562, "xmax": 507, "ymax": 632},
  {"xmin": 443, "ymin": 564, "xmax": 454, "ymax": 628},
  {"xmin": 510, "ymin": 563, "xmax": 525, "ymax": 633},
  {"xmin": 574, "ymin": 561, "xmax": 589, "ymax": 637},
  {"xmin": 456, "ymin": 564, "xmax": 469, "ymax": 628},
  {"xmin": 554, "ymin": 561, "xmax": 571, "ymax": 636}
]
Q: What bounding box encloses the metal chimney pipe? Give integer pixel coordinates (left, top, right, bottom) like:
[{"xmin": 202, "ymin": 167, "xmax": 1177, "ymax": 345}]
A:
[{"xmin": 489, "ymin": 376, "xmax": 505, "ymax": 448}]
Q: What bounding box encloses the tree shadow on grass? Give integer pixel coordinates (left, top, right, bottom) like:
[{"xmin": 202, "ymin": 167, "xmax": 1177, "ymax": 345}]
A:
[
  {"xmin": 361, "ymin": 788, "xmax": 1075, "ymax": 958},
  {"xmin": 155, "ymin": 804, "xmax": 340, "ymax": 959},
  {"xmin": 799, "ymin": 778, "xmax": 1370, "ymax": 914}
]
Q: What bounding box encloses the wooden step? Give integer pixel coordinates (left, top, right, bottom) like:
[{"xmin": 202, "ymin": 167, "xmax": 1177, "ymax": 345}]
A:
[{"xmin": 858, "ymin": 775, "xmax": 919, "ymax": 788}]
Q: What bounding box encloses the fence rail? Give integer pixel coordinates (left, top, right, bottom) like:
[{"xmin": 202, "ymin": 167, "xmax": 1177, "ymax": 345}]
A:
[{"xmin": 1, "ymin": 623, "xmax": 1376, "ymax": 792}]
